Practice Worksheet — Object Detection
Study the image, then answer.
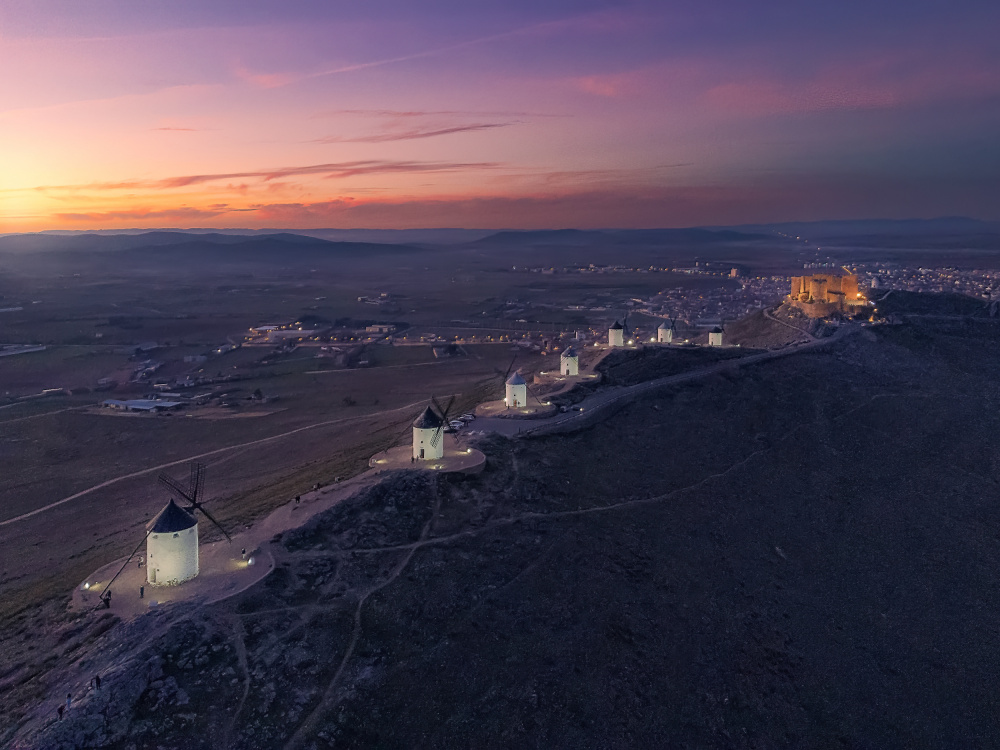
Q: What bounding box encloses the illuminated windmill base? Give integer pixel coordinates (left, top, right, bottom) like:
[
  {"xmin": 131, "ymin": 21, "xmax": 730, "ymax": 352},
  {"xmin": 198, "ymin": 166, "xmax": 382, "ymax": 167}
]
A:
[
  {"xmin": 608, "ymin": 321, "xmax": 624, "ymax": 347},
  {"xmin": 147, "ymin": 500, "xmax": 199, "ymax": 586},
  {"xmin": 560, "ymin": 347, "xmax": 579, "ymax": 376},
  {"xmin": 412, "ymin": 405, "xmax": 445, "ymax": 461},
  {"xmin": 505, "ymin": 372, "xmax": 528, "ymax": 408},
  {"xmin": 657, "ymin": 324, "xmax": 673, "ymax": 343}
]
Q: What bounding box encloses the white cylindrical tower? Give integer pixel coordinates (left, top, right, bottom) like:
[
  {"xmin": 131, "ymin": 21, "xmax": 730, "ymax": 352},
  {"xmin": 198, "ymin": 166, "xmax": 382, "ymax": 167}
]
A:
[
  {"xmin": 505, "ymin": 372, "xmax": 527, "ymax": 408},
  {"xmin": 708, "ymin": 327, "xmax": 724, "ymax": 346},
  {"xmin": 146, "ymin": 499, "xmax": 199, "ymax": 586},
  {"xmin": 657, "ymin": 322, "xmax": 673, "ymax": 343},
  {"xmin": 608, "ymin": 321, "xmax": 624, "ymax": 347},
  {"xmin": 412, "ymin": 406, "xmax": 444, "ymax": 460},
  {"xmin": 560, "ymin": 347, "xmax": 579, "ymax": 376}
]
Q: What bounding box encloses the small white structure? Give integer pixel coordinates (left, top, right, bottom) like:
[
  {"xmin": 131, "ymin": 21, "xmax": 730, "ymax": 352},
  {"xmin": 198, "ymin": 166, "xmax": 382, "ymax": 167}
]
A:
[
  {"xmin": 657, "ymin": 322, "xmax": 673, "ymax": 344},
  {"xmin": 560, "ymin": 347, "xmax": 579, "ymax": 376},
  {"xmin": 608, "ymin": 321, "xmax": 624, "ymax": 347},
  {"xmin": 412, "ymin": 406, "xmax": 444, "ymax": 460},
  {"xmin": 505, "ymin": 372, "xmax": 528, "ymax": 408},
  {"xmin": 146, "ymin": 499, "xmax": 199, "ymax": 586},
  {"xmin": 708, "ymin": 327, "xmax": 724, "ymax": 347}
]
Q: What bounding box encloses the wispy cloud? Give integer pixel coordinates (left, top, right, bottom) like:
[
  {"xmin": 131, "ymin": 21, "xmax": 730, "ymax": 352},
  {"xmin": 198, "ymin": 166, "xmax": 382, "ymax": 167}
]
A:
[
  {"xmin": 24, "ymin": 160, "xmax": 503, "ymax": 194},
  {"xmin": 236, "ymin": 9, "xmax": 632, "ymax": 89},
  {"xmin": 312, "ymin": 108, "xmax": 563, "ymax": 119},
  {"xmin": 151, "ymin": 126, "xmax": 199, "ymax": 132},
  {"xmin": 313, "ymin": 123, "xmax": 512, "ymax": 144},
  {"xmin": 54, "ymin": 206, "xmax": 235, "ymax": 222}
]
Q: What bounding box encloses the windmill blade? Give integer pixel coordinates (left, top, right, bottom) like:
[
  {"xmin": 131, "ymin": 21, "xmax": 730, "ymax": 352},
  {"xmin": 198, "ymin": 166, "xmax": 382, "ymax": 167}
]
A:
[
  {"xmin": 525, "ymin": 381, "xmax": 545, "ymax": 405},
  {"xmin": 189, "ymin": 462, "xmax": 206, "ymax": 503},
  {"xmin": 622, "ymin": 311, "xmax": 630, "ymax": 337},
  {"xmin": 101, "ymin": 527, "xmax": 153, "ymax": 606},
  {"xmin": 430, "ymin": 395, "xmax": 447, "ymax": 422},
  {"xmin": 192, "ymin": 502, "xmax": 232, "ymax": 543},
  {"xmin": 158, "ymin": 471, "xmax": 193, "ymax": 504},
  {"xmin": 440, "ymin": 395, "xmax": 456, "ymax": 423},
  {"xmin": 382, "ymin": 415, "xmax": 417, "ymax": 454},
  {"xmin": 503, "ymin": 353, "xmax": 518, "ymax": 380}
]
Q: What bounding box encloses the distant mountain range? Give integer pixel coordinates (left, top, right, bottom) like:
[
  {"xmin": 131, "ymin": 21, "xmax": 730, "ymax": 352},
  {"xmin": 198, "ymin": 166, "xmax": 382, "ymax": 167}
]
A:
[
  {"xmin": 708, "ymin": 217, "xmax": 1000, "ymax": 238},
  {"xmin": 2, "ymin": 218, "xmax": 997, "ymax": 257},
  {"xmin": 0, "ymin": 232, "xmax": 422, "ymax": 257},
  {"xmin": 473, "ymin": 228, "xmax": 768, "ymax": 246}
]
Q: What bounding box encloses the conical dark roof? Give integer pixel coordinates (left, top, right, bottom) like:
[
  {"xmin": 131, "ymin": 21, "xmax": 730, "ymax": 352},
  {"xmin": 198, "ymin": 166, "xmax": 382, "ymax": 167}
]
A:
[
  {"xmin": 147, "ymin": 498, "xmax": 197, "ymax": 533},
  {"xmin": 413, "ymin": 405, "xmax": 443, "ymax": 429},
  {"xmin": 710, "ymin": 326, "xmax": 723, "ymax": 334},
  {"xmin": 506, "ymin": 372, "xmax": 526, "ymax": 385},
  {"xmin": 561, "ymin": 346, "xmax": 577, "ymax": 358},
  {"xmin": 610, "ymin": 321, "xmax": 624, "ymax": 330},
  {"xmin": 658, "ymin": 320, "xmax": 670, "ymax": 329}
]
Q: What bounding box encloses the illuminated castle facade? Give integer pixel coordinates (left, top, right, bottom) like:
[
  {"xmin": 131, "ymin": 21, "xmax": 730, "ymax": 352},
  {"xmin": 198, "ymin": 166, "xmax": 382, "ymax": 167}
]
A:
[{"xmin": 788, "ymin": 271, "xmax": 866, "ymax": 318}]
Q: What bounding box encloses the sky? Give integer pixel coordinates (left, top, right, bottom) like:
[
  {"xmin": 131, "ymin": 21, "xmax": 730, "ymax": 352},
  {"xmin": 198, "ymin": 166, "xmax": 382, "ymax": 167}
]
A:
[{"xmin": 1, "ymin": 0, "xmax": 999, "ymax": 231}]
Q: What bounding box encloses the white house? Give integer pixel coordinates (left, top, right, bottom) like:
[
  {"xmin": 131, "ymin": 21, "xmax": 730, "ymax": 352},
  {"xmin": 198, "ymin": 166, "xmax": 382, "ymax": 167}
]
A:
[
  {"xmin": 708, "ymin": 327, "xmax": 724, "ymax": 346},
  {"xmin": 412, "ymin": 406, "xmax": 444, "ymax": 460},
  {"xmin": 146, "ymin": 499, "xmax": 199, "ymax": 586},
  {"xmin": 657, "ymin": 321, "xmax": 673, "ymax": 343},
  {"xmin": 505, "ymin": 372, "xmax": 528, "ymax": 408},
  {"xmin": 560, "ymin": 346, "xmax": 579, "ymax": 376},
  {"xmin": 608, "ymin": 321, "xmax": 624, "ymax": 347}
]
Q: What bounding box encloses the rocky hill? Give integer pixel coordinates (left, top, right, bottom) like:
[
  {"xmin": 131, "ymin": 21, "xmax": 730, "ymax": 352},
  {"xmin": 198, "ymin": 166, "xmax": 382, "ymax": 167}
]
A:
[{"xmin": 7, "ymin": 311, "xmax": 1000, "ymax": 748}]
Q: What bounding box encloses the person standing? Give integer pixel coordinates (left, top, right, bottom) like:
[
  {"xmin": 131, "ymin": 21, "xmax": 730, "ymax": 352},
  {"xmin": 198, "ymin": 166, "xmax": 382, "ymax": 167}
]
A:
[
  {"xmin": 94, "ymin": 674, "xmax": 101, "ymax": 692},
  {"xmin": 65, "ymin": 693, "xmax": 72, "ymax": 711}
]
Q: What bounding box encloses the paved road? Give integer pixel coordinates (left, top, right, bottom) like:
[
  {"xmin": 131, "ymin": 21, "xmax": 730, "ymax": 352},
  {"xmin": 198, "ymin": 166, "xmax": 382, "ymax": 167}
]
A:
[{"xmin": 472, "ymin": 328, "xmax": 855, "ymax": 439}]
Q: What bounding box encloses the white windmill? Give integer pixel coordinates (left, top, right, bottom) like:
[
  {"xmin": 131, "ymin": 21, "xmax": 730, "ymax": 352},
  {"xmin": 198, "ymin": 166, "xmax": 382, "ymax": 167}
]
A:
[
  {"xmin": 505, "ymin": 371, "xmax": 528, "ymax": 408},
  {"xmin": 412, "ymin": 403, "xmax": 448, "ymax": 461},
  {"xmin": 657, "ymin": 320, "xmax": 674, "ymax": 344},
  {"xmin": 560, "ymin": 346, "xmax": 579, "ymax": 376},
  {"xmin": 608, "ymin": 321, "xmax": 624, "ymax": 347},
  {"xmin": 146, "ymin": 463, "xmax": 231, "ymax": 586},
  {"xmin": 708, "ymin": 325, "xmax": 724, "ymax": 347}
]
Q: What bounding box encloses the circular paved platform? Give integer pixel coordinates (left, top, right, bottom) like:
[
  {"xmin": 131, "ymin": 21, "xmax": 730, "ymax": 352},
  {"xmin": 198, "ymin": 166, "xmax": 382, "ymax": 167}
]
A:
[
  {"xmin": 474, "ymin": 399, "xmax": 558, "ymax": 419},
  {"xmin": 369, "ymin": 434, "xmax": 486, "ymax": 474}
]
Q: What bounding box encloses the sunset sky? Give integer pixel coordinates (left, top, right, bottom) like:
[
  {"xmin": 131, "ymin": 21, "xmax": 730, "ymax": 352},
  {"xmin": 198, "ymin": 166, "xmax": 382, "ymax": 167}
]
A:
[{"xmin": 2, "ymin": 0, "xmax": 998, "ymax": 231}]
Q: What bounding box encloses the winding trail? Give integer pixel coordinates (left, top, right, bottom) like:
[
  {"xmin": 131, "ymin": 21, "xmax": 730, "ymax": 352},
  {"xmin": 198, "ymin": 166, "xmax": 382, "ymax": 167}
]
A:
[
  {"xmin": 282, "ymin": 476, "xmax": 443, "ymax": 750},
  {"xmin": 0, "ymin": 398, "xmax": 435, "ymax": 527}
]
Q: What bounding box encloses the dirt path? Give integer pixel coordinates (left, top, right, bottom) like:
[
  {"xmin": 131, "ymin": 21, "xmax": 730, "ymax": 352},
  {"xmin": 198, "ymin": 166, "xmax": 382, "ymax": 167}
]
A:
[
  {"xmin": 0, "ymin": 397, "xmax": 434, "ymax": 527},
  {"xmin": 282, "ymin": 475, "xmax": 443, "ymax": 750}
]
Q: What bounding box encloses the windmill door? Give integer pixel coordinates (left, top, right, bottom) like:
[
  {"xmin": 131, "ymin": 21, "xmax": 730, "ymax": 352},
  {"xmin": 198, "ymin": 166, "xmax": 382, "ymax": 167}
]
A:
[{"xmin": 420, "ymin": 448, "xmax": 425, "ymax": 458}]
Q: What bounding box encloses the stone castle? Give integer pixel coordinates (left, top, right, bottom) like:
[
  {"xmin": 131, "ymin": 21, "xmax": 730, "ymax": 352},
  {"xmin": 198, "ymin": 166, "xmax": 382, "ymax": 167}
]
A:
[{"xmin": 787, "ymin": 271, "xmax": 866, "ymax": 318}]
